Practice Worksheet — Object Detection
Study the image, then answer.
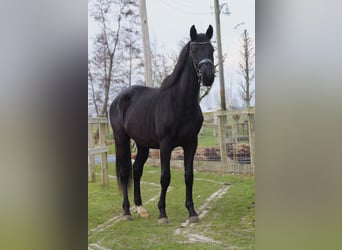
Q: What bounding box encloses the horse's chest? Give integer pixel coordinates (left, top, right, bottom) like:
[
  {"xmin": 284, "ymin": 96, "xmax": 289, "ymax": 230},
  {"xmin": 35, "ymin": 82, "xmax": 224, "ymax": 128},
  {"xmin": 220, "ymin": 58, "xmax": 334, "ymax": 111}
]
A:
[
  {"xmin": 155, "ymin": 103, "xmax": 203, "ymax": 141},
  {"xmin": 177, "ymin": 113, "xmax": 203, "ymax": 138}
]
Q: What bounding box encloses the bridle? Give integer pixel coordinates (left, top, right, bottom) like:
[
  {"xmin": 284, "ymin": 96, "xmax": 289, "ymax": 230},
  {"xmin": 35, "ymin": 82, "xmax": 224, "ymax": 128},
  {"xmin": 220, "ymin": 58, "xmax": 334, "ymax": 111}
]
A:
[{"xmin": 189, "ymin": 41, "xmax": 214, "ymax": 84}]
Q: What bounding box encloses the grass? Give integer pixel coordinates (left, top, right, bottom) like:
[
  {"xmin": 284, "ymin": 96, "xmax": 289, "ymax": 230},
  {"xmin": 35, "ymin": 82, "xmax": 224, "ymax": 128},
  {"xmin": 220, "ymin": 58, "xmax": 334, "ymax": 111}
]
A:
[
  {"xmin": 198, "ymin": 136, "xmax": 217, "ymax": 147},
  {"xmin": 199, "ymin": 127, "xmax": 218, "ymax": 147},
  {"xmin": 88, "ymin": 163, "xmax": 255, "ymax": 249},
  {"xmin": 107, "ymin": 144, "xmax": 115, "ymax": 154}
]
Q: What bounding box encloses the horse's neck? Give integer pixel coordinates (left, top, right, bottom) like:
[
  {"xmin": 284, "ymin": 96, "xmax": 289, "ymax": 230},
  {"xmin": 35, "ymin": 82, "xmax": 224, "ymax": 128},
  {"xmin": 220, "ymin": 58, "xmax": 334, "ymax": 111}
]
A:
[{"xmin": 176, "ymin": 59, "xmax": 200, "ymax": 108}]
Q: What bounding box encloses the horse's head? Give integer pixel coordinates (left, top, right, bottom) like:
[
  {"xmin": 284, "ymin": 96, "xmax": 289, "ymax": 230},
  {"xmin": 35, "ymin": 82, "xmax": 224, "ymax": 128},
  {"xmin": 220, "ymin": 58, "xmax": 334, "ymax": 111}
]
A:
[{"xmin": 189, "ymin": 25, "xmax": 215, "ymax": 86}]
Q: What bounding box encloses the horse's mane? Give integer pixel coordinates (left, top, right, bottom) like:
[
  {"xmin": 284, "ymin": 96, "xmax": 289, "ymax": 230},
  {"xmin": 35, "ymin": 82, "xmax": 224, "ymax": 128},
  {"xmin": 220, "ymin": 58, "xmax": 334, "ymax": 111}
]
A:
[{"xmin": 159, "ymin": 42, "xmax": 190, "ymax": 90}]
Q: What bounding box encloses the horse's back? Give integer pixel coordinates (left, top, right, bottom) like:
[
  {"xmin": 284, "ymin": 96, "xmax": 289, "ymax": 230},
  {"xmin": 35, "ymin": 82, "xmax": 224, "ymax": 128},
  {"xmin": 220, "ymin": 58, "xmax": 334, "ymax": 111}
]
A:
[
  {"xmin": 110, "ymin": 85, "xmax": 160, "ymax": 148},
  {"xmin": 110, "ymin": 85, "xmax": 156, "ymax": 118}
]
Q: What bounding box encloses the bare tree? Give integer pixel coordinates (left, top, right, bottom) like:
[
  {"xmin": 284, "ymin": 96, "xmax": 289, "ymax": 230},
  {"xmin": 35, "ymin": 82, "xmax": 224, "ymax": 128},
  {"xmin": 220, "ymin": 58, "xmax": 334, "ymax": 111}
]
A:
[
  {"xmin": 150, "ymin": 41, "xmax": 173, "ymax": 87},
  {"xmin": 88, "ymin": 0, "xmax": 142, "ymax": 117},
  {"xmin": 91, "ymin": 0, "xmax": 120, "ymax": 117},
  {"xmin": 121, "ymin": 9, "xmax": 144, "ymax": 87},
  {"xmin": 88, "ymin": 60, "xmax": 99, "ymax": 116},
  {"xmin": 122, "ymin": 34, "xmax": 143, "ymax": 87},
  {"xmin": 238, "ymin": 29, "xmax": 255, "ymax": 108}
]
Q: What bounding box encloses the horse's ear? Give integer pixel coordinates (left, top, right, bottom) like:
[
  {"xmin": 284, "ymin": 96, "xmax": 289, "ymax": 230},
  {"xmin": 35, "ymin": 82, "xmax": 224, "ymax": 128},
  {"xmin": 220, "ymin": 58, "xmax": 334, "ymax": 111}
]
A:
[
  {"xmin": 190, "ymin": 25, "xmax": 197, "ymax": 41},
  {"xmin": 206, "ymin": 25, "xmax": 213, "ymax": 39}
]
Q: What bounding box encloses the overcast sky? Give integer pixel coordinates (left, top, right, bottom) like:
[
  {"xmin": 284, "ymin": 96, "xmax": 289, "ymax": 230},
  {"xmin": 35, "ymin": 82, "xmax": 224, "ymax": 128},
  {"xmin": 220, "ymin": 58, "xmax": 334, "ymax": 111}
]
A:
[
  {"xmin": 88, "ymin": 0, "xmax": 255, "ymax": 110},
  {"xmin": 147, "ymin": 0, "xmax": 254, "ymax": 52},
  {"xmin": 146, "ymin": 0, "xmax": 255, "ymax": 109}
]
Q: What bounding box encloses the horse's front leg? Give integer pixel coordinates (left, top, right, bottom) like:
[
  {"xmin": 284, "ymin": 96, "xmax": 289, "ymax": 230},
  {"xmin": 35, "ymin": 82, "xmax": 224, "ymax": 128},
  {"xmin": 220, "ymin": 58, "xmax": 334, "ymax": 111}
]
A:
[
  {"xmin": 183, "ymin": 138, "xmax": 200, "ymax": 223},
  {"xmin": 157, "ymin": 142, "xmax": 172, "ymax": 223}
]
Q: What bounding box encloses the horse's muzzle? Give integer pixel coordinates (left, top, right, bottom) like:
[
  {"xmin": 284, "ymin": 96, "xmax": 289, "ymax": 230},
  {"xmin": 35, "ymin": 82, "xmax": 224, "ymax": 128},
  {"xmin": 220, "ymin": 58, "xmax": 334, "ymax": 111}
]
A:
[{"xmin": 199, "ymin": 59, "xmax": 215, "ymax": 86}]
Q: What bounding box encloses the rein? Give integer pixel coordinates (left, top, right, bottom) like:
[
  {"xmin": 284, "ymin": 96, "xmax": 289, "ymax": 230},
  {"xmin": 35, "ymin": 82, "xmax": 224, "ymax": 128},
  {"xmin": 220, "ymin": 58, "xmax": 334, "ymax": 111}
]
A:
[{"xmin": 189, "ymin": 41, "xmax": 214, "ymax": 84}]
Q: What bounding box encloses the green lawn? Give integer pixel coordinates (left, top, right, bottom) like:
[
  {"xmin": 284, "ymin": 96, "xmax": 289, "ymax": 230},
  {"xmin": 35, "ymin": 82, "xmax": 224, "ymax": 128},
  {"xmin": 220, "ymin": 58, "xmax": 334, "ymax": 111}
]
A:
[
  {"xmin": 198, "ymin": 127, "xmax": 217, "ymax": 147},
  {"xmin": 198, "ymin": 135, "xmax": 217, "ymax": 147},
  {"xmin": 107, "ymin": 143, "xmax": 115, "ymax": 154},
  {"xmin": 88, "ymin": 163, "xmax": 255, "ymax": 249}
]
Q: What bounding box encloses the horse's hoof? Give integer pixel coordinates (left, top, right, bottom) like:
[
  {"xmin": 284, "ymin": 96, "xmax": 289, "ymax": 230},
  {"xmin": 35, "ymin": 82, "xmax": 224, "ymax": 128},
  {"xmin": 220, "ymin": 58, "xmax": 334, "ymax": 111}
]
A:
[
  {"xmin": 123, "ymin": 214, "xmax": 132, "ymax": 221},
  {"xmin": 189, "ymin": 216, "xmax": 200, "ymax": 223},
  {"xmin": 158, "ymin": 217, "xmax": 169, "ymax": 224},
  {"xmin": 137, "ymin": 206, "xmax": 149, "ymax": 218}
]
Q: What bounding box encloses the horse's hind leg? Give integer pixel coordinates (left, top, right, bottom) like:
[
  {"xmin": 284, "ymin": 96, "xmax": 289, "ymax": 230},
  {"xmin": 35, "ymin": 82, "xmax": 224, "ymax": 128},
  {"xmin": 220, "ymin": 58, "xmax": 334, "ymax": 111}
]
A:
[
  {"xmin": 114, "ymin": 132, "xmax": 132, "ymax": 220},
  {"xmin": 133, "ymin": 145, "xmax": 149, "ymax": 217}
]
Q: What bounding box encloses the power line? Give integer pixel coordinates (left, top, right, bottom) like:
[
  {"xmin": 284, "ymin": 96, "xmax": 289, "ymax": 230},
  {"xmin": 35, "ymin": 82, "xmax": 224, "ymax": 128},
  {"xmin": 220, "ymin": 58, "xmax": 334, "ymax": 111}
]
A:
[
  {"xmin": 170, "ymin": 0, "xmax": 212, "ymax": 8},
  {"xmin": 159, "ymin": 0, "xmax": 209, "ymax": 15},
  {"xmin": 159, "ymin": 0, "xmax": 212, "ymax": 16}
]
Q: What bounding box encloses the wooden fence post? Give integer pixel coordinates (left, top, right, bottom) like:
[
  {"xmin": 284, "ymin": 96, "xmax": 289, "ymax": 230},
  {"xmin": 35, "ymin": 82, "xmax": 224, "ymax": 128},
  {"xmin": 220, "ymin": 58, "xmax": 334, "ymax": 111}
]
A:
[
  {"xmin": 99, "ymin": 121, "xmax": 109, "ymax": 186},
  {"xmin": 88, "ymin": 124, "xmax": 96, "ymax": 182},
  {"xmin": 217, "ymin": 111, "xmax": 228, "ymax": 167},
  {"xmin": 248, "ymin": 108, "xmax": 255, "ymax": 173},
  {"xmin": 232, "ymin": 114, "xmax": 240, "ymax": 162},
  {"xmin": 88, "ymin": 117, "xmax": 109, "ymax": 185}
]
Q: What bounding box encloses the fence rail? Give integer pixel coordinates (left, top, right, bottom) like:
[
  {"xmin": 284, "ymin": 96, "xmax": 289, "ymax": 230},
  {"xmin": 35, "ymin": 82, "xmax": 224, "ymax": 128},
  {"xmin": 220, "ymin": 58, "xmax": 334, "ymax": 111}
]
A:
[{"xmin": 88, "ymin": 117, "xmax": 109, "ymax": 185}]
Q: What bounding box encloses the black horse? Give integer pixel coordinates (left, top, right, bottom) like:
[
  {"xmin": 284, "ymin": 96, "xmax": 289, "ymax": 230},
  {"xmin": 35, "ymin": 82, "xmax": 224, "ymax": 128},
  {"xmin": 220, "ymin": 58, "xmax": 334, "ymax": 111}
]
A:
[{"xmin": 109, "ymin": 25, "xmax": 215, "ymax": 223}]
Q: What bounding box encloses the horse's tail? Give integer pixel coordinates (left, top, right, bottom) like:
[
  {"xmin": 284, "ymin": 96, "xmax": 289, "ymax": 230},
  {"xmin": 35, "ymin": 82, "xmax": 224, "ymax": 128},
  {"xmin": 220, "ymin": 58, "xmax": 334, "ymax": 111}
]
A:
[{"xmin": 109, "ymin": 96, "xmax": 132, "ymax": 192}]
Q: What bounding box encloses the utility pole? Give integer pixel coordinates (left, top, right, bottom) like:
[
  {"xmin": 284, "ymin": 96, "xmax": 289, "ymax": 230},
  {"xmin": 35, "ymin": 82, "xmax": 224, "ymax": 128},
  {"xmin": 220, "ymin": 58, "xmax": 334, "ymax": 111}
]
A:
[
  {"xmin": 139, "ymin": 0, "xmax": 153, "ymax": 87},
  {"xmin": 214, "ymin": 0, "xmax": 227, "ymax": 110}
]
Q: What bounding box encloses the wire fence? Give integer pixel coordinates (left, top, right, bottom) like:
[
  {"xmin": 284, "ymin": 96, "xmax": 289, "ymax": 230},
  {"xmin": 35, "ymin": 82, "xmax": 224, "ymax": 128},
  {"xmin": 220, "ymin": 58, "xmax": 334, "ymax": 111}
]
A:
[
  {"xmin": 146, "ymin": 108, "xmax": 255, "ymax": 175},
  {"xmin": 88, "ymin": 108, "xmax": 255, "ymax": 182}
]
